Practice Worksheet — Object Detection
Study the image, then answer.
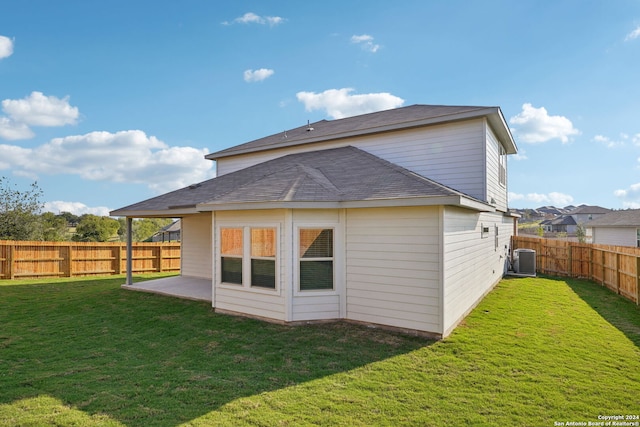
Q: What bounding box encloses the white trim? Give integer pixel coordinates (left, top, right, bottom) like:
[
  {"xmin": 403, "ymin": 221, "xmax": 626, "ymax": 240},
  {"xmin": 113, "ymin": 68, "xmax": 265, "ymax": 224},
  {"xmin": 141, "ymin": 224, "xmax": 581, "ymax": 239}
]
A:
[
  {"xmin": 338, "ymin": 209, "xmax": 347, "ymax": 319},
  {"xmin": 196, "ymin": 196, "xmax": 494, "ymax": 213},
  {"xmin": 284, "ymin": 209, "xmax": 294, "ymax": 322},
  {"xmin": 211, "ymin": 212, "xmax": 216, "ymax": 307},
  {"xmin": 438, "ymin": 205, "xmax": 445, "ymax": 336}
]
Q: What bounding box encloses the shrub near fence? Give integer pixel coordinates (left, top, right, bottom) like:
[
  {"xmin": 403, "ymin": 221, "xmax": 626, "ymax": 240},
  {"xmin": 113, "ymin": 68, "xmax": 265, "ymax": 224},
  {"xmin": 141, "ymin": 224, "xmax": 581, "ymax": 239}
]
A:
[
  {"xmin": 0, "ymin": 240, "xmax": 181, "ymax": 280},
  {"xmin": 512, "ymin": 235, "xmax": 640, "ymax": 305}
]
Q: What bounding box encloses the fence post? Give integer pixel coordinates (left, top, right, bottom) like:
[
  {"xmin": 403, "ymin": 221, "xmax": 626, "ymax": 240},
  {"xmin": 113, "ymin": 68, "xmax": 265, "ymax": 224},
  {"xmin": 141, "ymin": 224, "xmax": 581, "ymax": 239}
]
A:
[
  {"xmin": 8, "ymin": 243, "xmax": 15, "ymax": 280},
  {"xmin": 615, "ymin": 253, "xmax": 621, "ymax": 295},
  {"xmin": 636, "ymin": 256, "xmax": 640, "ymax": 305},
  {"xmin": 158, "ymin": 244, "xmax": 162, "ymax": 273},
  {"xmin": 114, "ymin": 244, "xmax": 122, "ymax": 275},
  {"xmin": 602, "ymin": 250, "xmax": 606, "ymax": 287},
  {"xmin": 568, "ymin": 244, "xmax": 573, "ymax": 277}
]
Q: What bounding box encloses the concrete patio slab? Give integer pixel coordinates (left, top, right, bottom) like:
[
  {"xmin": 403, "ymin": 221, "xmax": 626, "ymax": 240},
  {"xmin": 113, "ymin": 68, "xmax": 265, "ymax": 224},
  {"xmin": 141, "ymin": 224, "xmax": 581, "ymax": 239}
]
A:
[{"xmin": 122, "ymin": 275, "xmax": 212, "ymax": 302}]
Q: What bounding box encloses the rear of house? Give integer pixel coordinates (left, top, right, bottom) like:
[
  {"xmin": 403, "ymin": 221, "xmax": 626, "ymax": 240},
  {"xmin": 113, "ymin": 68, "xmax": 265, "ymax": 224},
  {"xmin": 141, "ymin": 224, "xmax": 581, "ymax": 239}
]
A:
[
  {"xmin": 587, "ymin": 209, "xmax": 640, "ymax": 247},
  {"xmin": 111, "ymin": 105, "xmax": 518, "ymax": 338}
]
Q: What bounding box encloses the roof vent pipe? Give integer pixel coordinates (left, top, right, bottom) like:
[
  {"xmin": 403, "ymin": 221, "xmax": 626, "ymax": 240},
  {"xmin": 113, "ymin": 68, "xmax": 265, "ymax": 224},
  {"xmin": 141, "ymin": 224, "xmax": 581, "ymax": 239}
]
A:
[{"xmin": 306, "ymin": 120, "xmax": 314, "ymax": 132}]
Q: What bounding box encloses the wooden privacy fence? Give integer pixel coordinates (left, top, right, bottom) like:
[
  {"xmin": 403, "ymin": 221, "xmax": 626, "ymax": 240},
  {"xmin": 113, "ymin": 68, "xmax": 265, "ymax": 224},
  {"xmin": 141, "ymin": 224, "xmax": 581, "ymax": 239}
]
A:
[
  {"xmin": 512, "ymin": 236, "xmax": 640, "ymax": 305},
  {"xmin": 0, "ymin": 240, "xmax": 181, "ymax": 280}
]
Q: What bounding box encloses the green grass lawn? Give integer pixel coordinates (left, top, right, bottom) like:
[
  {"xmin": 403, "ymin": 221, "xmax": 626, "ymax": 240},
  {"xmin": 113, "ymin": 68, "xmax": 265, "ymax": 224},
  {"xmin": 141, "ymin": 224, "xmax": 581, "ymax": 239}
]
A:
[{"xmin": 0, "ymin": 274, "xmax": 638, "ymax": 426}]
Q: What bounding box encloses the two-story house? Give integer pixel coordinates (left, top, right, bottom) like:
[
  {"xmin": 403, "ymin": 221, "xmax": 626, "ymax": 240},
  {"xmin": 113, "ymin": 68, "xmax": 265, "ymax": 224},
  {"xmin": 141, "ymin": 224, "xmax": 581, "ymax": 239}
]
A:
[{"xmin": 111, "ymin": 104, "xmax": 518, "ymax": 338}]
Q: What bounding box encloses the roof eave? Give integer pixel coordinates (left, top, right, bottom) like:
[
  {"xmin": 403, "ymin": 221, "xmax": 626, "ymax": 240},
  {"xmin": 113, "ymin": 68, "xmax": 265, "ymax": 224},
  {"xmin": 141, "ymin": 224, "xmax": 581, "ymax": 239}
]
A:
[
  {"xmin": 109, "ymin": 207, "xmax": 199, "ymax": 218},
  {"xmin": 195, "ymin": 195, "xmax": 494, "ymax": 212}
]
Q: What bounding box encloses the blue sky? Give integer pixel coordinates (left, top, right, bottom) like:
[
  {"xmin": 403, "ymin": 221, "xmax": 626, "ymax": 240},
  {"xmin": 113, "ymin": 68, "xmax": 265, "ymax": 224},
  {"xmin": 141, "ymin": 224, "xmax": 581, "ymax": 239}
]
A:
[{"xmin": 1, "ymin": 0, "xmax": 639, "ymax": 216}]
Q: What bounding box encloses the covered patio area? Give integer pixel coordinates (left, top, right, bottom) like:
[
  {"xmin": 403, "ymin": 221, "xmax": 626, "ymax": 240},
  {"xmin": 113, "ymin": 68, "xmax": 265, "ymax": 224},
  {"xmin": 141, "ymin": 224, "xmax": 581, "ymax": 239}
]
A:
[{"xmin": 122, "ymin": 275, "xmax": 212, "ymax": 302}]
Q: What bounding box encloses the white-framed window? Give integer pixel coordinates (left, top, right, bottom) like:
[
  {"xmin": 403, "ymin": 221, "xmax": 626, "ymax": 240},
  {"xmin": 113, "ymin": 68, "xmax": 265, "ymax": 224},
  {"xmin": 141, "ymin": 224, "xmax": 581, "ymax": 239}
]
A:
[
  {"xmin": 499, "ymin": 145, "xmax": 507, "ymax": 187},
  {"xmin": 636, "ymin": 229, "xmax": 640, "ymax": 248},
  {"xmin": 250, "ymin": 228, "xmax": 276, "ymax": 289},
  {"xmin": 219, "ymin": 225, "xmax": 278, "ymax": 291},
  {"xmin": 220, "ymin": 227, "xmax": 243, "ymax": 285},
  {"xmin": 298, "ymin": 228, "xmax": 334, "ymax": 291}
]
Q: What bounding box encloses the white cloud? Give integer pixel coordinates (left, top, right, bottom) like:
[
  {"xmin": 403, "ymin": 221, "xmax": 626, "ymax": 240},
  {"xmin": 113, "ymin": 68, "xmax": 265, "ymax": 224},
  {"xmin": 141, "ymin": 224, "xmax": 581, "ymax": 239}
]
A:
[
  {"xmin": 0, "ymin": 117, "xmax": 34, "ymax": 140},
  {"xmin": 44, "ymin": 201, "xmax": 111, "ymax": 217},
  {"xmin": 593, "ymin": 134, "xmax": 624, "ymax": 148},
  {"xmin": 508, "ymin": 191, "xmax": 574, "ymax": 206},
  {"xmin": 0, "ymin": 35, "xmax": 13, "ymax": 59},
  {"xmin": 509, "ymin": 103, "xmax": 580, "ymax": 144},
  {"xmin": 625, "ymin": 26, "xmax": 640, "ymax": 41},
  {"xmin": 632, "ymin": 133, "xmax": 640, "ymax": 146},
  {"xmin": 224, "ymin": 12, "xmax": 285, "ymax": 26},
  {"xmin": 2, "ymin": 91, "xmax": 79, "ymax": 127},
  {"xmin": 296, "ymin": 88, "xmax": 404, "ymax": 119},
  {"xmin": 614, "ymin": 182, "xmax": 640, "ymax": 208},
  {"xmin": 243, "ymin": 68, "xmax": 274, "ymax": 82},
  {"xmin": 0, "ymin": 130, "xmax": 215, "ymax": 193},
  {"xmin": 511, "ymin": 149, "xmax": 528, "ymax": 161},
  {"xmin": 351, "ymin": 34, "xmax": 380, "ymax": 53}
]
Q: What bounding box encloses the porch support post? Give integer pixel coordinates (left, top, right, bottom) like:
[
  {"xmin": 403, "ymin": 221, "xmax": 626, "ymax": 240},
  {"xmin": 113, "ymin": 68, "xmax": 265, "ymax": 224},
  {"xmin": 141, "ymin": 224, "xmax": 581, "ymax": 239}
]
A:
[{"xmin": 126, "ymin": 217, "xmax": 133, "ymax": 286}]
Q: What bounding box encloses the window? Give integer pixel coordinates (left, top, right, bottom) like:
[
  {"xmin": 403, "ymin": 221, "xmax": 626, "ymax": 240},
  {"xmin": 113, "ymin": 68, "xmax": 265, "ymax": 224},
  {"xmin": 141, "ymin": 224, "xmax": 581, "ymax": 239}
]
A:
[
  {"xmin": 636, "ymin": 229, "xmax": 640, "ymax": 248},
  {"xmin": 220, "ymin": 226, "xmax": 277, "ymax": 290},
  {"xmin": 299, "ymin": 229, "xmax": 334, "ymax": 291},
  {"xmin": 499, "ymin": 145, "xmax": 507, "ymax": 186},
  {"xmin": 221, "ymin": 228, "xmax": 243, "ymax": 284},
  {"xmin": 250, "ymin": 228, "xmax": 276, "ymax": 289}
]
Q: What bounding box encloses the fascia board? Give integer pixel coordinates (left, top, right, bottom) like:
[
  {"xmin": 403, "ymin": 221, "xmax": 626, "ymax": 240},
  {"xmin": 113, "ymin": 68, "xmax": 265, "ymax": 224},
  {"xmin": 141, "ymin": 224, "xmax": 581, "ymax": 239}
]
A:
[
  {"xmin": 109, "ymin": 207, "xmax": 199, "ymax": 218},
  {"xmin": 196, "ymin": 196, "xmax": 494, "ymax": 212}
]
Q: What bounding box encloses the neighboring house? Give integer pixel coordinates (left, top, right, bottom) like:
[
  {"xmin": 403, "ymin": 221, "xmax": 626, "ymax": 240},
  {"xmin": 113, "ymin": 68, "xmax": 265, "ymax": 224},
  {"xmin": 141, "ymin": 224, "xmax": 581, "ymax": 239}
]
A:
[
  {"xmin": 151, "ymin": 219, "xmax": 181, "ymax": 242},
  {"xmin": 541, "ymin": 215, "xmax": 577, "ymax": 233},
  {"xmin": 587, "ymin": 209, "xmax": 640, "ymax": 247},
  {"xmin": 539, "ymin": 205, "xmax": 610, "ymax": 235},
  {"xmin": 111, "ymin": 104, "xmax": 518, "ymax": 338},
  {"xmin": 569, "ymin": 205, "xmax": 610, "ymax": 225}
]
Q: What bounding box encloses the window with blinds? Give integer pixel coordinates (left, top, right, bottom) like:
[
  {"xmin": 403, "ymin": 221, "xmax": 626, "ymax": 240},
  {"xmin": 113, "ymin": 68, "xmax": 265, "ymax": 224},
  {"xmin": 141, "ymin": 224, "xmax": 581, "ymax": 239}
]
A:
[{"xmin": 299, "ymin": 228, "xmax": 334, "ymax": 291}]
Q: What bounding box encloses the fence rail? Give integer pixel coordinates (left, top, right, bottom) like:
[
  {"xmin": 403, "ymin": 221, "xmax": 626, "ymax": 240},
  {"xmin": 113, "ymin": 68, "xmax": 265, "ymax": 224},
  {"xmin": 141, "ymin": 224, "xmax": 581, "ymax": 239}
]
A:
[
  {"xmin": 0, "ymin": 240, "xmax": 181, "ymax": 279},
  {"xmin": 512, "ymin": 236, "xmax": 640, "ymax": 305}
]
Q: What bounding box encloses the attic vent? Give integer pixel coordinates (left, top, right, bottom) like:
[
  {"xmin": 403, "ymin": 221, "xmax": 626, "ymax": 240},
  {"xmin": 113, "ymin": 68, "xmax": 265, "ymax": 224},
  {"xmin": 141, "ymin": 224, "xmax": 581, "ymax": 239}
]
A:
[{"xmin": 188, "ymin": 183, "xmax": 202, "ymax": 189}]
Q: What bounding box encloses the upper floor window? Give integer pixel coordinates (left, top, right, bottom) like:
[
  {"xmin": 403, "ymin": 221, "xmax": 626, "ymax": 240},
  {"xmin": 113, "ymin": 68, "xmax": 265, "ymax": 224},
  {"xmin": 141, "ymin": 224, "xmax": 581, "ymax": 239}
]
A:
[{"xmin": 499, "ymin": 145, "xmax": 507, "ymax": 186}]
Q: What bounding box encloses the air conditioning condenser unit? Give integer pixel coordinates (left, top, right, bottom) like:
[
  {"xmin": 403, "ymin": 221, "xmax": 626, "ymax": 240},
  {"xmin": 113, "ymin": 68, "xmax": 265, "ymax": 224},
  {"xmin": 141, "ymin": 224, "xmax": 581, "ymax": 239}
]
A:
[{"xmin": 513, "ymin": 249, "xmax": 536, "ymax": 277}]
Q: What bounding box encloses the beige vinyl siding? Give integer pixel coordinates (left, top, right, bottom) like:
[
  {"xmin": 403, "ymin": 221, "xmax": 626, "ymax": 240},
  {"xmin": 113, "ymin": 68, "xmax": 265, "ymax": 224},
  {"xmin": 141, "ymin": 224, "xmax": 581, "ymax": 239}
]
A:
[
  {"xmin": 442, "ymin": 208, "xmax": 512, "ymax": 336},
  {"xmin": 485, "ymin": 120, "xmax": 508, "ymax": 211},
  {"xmin": 213, "ymin": 210, "xmax": 287, "ymax": 321},
  {"xmin": 592, "ymin": 227, "xmax": 637, "ymax": 247},
  {"xmin": 345, "ymin": 206, "xmax": 442, "ymax": 333},
  {"xmin": 291, "ymin": 209, "xmax": 342, "ymax": 321},
  {"xmin": 216, "ymin": 120, "xmax": 488, "ymax": 202},
  {"xmin": 181, "ymin": 213, "xmax": 212, "ymax": 279}
]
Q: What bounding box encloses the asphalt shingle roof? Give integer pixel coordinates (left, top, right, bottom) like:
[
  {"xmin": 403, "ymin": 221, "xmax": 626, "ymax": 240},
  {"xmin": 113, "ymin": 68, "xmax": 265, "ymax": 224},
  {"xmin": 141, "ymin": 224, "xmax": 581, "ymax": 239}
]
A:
[
  {"xmin": 586, "ymin": 209, "xmax": 640, "ymax": 227},
  {"xmin": 111, "ymin": 146, "xmax": 481, "ymax": 216},
  {"xmin": 206, "ymin": 104, "xmax": 516, "ymax": 159}
]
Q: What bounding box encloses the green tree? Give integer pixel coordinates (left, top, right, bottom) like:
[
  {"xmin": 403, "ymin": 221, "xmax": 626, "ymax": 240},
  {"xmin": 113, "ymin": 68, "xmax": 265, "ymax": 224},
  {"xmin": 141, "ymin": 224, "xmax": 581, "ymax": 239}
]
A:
[
  {"xmin": 0, "ymin": 177, "xmax": 44, "ymax": 241},
  {"xmin": 57, "ymin": 211, "xmax": 80, "ymax": 226},
  {"xmin": 72, "ymin": 215, "xmax": 120, "ymax": 242},
  {"xmin": 576, "ymin": 223, "xmax": 586, "ymax": 243},
  {"xmin": 133, "ymin": 218, "xmax": 173, "ymax": 242},
  {"xmin": 40, "ymin": 212, "xmax": 69, "ymax": 241}
]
